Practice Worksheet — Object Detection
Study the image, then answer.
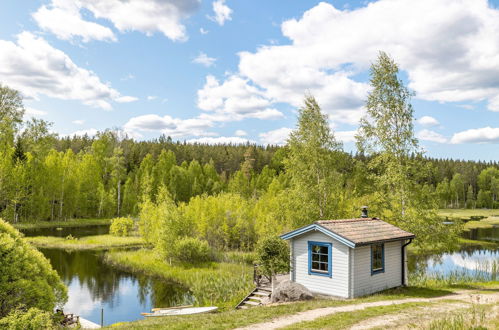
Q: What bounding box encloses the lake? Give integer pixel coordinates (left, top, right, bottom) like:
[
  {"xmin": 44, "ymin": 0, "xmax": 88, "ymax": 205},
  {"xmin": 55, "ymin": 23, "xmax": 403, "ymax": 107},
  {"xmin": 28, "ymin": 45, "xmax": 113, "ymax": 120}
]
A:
[{"xmin": 22, "ymin": 224, "xmax": 499, "ymax": 326}]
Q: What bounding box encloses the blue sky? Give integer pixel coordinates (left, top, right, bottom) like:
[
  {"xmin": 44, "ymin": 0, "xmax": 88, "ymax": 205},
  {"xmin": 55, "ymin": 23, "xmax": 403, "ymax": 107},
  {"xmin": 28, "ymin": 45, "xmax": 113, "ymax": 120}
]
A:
[{"xmin": 1, "ymin": 0, "xmax": 499, "ymax": 161}]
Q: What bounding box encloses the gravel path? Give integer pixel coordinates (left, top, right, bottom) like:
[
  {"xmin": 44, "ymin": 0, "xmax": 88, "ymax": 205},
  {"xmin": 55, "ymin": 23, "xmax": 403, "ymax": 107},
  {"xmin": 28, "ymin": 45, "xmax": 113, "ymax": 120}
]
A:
[{"xmin": 236, "ymin": 290, "xmax": 499, "ymax": 330}]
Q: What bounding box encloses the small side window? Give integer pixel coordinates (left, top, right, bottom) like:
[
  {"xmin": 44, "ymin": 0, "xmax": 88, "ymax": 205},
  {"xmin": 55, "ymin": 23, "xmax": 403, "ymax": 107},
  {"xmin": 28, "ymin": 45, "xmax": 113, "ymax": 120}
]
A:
[{"xmin": 371, "ymin": 243, "xmax": 384, "ymax": 275}]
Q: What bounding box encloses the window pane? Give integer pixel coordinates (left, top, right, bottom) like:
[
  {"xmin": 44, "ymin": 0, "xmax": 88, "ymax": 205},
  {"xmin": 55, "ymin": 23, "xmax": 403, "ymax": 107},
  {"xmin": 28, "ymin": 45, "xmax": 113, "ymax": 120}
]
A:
[
  {"xmin": 320, "ymin": 254, "xmax": 328, "ymax": 262},
  {"xmin": 312, "ymin": 262, "xmax": 319, "ymax": 270},
  {"xmin": 320, "ymin": 246, "xmax": 328, "ymax": 254},
  {"xmin": 312, "ymin": 254, "xmax": 319, "ymax": 261},
  {"xmin": 320, "ymin": 262, "xmax": 327, "ymax": 271}
]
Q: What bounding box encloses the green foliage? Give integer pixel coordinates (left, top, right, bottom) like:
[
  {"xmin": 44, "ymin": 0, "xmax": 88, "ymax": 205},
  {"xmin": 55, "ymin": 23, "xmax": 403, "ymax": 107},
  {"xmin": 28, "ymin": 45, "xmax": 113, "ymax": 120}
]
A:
[
  {"xmin": 0, "ymin": 219, "xmax": 67, "ymax": 318},
  {"xmin": 110, "ymin": 217, "xmax": 135, "ymax": 236},
  {"xmin": 0, "ymin": 308, "xmax": 56, "ymax": 330},
  {"xmin": 256, "ymin": 236, "xmax": 290, "ymax": 279},
  {"xmin": 173, "ymin": 237, "xmax": 212, "ymax": 263}
]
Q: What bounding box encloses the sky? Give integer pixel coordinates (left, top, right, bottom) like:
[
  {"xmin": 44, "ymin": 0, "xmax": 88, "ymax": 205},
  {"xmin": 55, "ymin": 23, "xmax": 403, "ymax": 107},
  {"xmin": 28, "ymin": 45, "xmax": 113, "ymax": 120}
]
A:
[{"xmin": 1, "ymin": 0, "xmax": 499, "ymax": 161}]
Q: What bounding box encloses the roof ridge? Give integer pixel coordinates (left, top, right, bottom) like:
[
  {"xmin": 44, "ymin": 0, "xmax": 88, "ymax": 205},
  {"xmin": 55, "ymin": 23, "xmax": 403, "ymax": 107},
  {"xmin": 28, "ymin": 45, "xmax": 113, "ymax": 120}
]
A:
[{"xmin": 316, "ymin": 218, "xmax": 379, "ymax": 223}]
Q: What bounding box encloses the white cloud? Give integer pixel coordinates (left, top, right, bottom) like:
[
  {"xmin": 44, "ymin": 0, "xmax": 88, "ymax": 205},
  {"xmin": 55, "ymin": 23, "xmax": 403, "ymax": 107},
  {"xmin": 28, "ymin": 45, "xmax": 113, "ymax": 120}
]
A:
[
  {"xmin": 123, "ymin": 114, "xmax": 215, "ymax": 139},
  {"xmin": 187, "ymin": 136, "xmax": 253, "ymax": 145},
  {"xmin": 450, "ymin": 127, "xmax": 499, "ymax": 144},
  {"xmin": 209, "ymin": 0, "xmax": 232, "ymax": 26},
  {"xmin": 0, "ymin": 32, "xmax": 134, "ymax": 110},
  {"xmin": 197, "ymin": 75, "xmax": 284, "ymax": 121},
  {"xmin": 33, "ymin": 2, "xmax": 116, "ymax": 42},
  {"xmin": 24, "ymin": 107, "xmax": 47, "ymax": 117},
  {"xmin": 259, "ymin": 127, "xmax": 292, "ymax": 145},
  {"xmin": 66, "ymin": 128, "xmax": 99, "ymax": 137},
  {"xmin": 335, "ymin": 130, "xmax": 357, "ymax": 143},
  {"xmin": 147, "ymin": 96, "xmax": 157, "ymax": 101},
  {"xmin": 417, "ymin": 129, "xmax": 448, "ymax": 144},
  {"xmin": 193, "ymin": 52, "xmax": 216, "ymax": 67},
  {"xmin": 201, "ymin": 0, "xmax": 499, "ymax": 129},
  {"xmin": 34, "ymin": 0, "xmax": 201, "ymax": 42},
  {"xmin": 200, "ymin": 28, "xmax": 209, "ymax": 35},
  {"xmin": 72, "ymin": 120, "xmax": 85, "ymax": 125},
  {"xmin": 235, "ymin": 129, "xmax": 247, "ymax": 136},
  {"xmin": 417, "ymin": 116, "xmax": 439, "ymax": 127},
  {"xmin": 115, "ymin": 96, "xmax": 139, "ymax": 103}
]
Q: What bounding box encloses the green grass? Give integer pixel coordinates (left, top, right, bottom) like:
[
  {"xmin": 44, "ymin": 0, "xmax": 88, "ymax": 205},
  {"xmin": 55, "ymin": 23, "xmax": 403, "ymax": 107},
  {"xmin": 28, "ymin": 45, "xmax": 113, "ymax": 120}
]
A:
[
  {"xmin": 107, "ymin": 286, "xmax": 455, "ymax": 329},
  {"xmin": 438, "ymin": 208, "xmax": 499, "ymax": 218},
  {"xmin": 13, "ymin": 218, "xmax": 112, "ymax": 229},
  {"xmin": 282, "ymin": 301, "xmax": 438, "ymax": 329},
  {"xmin": 25, "ymin": 234, "xmax": 145, "ymax": 250},
  {"xmin": 104, "ymin": 249, "xmax": 254, "ymax": 310},
  {"xmin": 464, "ymin": 217, "xmax": 499, "ymax": 230}
]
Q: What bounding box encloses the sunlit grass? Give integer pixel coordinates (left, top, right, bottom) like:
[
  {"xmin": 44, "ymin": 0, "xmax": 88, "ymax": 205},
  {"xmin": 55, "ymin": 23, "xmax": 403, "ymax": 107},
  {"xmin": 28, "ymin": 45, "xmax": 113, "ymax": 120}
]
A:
[
  {"xmin": 25, "ymin": 234, "xmax": 144, "ymax": 250},
  {"xmin": 104, "ymin": 249, "xmax": 254, "ymax": 310},
  {"xmin": 14, "ymin": 218, "xmax": 112, "ymax": 230}
]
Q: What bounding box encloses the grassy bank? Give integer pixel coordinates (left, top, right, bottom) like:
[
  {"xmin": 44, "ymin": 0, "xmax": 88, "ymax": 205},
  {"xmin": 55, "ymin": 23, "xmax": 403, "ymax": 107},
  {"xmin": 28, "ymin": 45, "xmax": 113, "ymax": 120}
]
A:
[
  {"xmin": 14, "ymin": 218, "xmax": 111, "ymax": 230},
  {"xmin": 26, "ymin": 234, "xmax": 144, "ymax": 250},
  {"xmin": 464, "ymin": 217, "xmax": 499, "ymax": 230},
  {"xmin": 438, "ymin": 209, "xmax": 499, "ymax": 218},
  {"xmin": 104, "ymin": 249, "xmax": 253, "ymax": 310},
  {"xmin": 109, "ymin": 286, "xmax": 457, "ymax": 329}
]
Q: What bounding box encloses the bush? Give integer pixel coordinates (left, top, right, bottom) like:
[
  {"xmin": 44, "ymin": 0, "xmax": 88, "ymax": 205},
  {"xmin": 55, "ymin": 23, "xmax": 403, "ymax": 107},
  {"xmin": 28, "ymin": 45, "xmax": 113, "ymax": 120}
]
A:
[
  {"xmin": 0, "ymin": 308, "xmax": 56, "ymax": 330},
  {"xmin": 256, "ymin": 236, "xmax": 290, "ymax": 279},
  {"xmin": 173, "ymin": 237, "xmax": 212, "ymax": 263},
  {"xmin": 0, "ymin": 219, "xmax": 67, "ymax": 318},
  {"xmin": 110, "ymin": 217, "xmax": 135, "ymax": 237}
]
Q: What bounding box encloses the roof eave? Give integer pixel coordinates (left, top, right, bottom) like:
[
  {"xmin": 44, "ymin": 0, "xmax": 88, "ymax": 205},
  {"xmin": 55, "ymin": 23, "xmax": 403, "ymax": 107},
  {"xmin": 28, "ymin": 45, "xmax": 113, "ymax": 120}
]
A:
[
  {"xmin": 354, "ymin": 235, "xmax": 416, "ymax": 247},
  {"xmin": 280, "ymin": 223, "xmax": 356, "ymax": 248}
]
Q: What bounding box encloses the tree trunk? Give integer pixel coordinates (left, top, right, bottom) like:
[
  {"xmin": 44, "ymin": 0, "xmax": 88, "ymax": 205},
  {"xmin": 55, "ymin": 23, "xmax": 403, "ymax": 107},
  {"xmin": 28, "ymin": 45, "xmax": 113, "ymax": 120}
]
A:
[{"xmin": 117, "ymin": 180, "xmax": 121, "ymax": 216}]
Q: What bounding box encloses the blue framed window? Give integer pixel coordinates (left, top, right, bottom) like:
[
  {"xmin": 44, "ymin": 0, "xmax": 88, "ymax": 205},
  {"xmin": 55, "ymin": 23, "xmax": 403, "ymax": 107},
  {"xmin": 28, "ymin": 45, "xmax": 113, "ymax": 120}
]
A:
[
  {"xmin": 371, "ymin": 243, "xmax": 385, "ymax": 275},
  {"xmin": 308, "ymin": 241, "xmax": 332, "ymax": 277}
]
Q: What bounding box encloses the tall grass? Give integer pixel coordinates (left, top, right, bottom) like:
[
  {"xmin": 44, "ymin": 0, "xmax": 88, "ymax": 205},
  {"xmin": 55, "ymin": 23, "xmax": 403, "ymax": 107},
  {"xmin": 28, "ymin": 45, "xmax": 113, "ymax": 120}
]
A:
[
  {"xmin": 410, "ymin": 259, "xmax": 498, "ymax": 287},
  {"xmin": 25, "ymin": 235, "xmax": 145, "ymax": 250},
  {"xmin": 105, "ymin": 249, "xmax": 253, "ymax": 309},
  {"xmin": 426, "ymin": 299, "xmax": 487, "ymax": 330}
]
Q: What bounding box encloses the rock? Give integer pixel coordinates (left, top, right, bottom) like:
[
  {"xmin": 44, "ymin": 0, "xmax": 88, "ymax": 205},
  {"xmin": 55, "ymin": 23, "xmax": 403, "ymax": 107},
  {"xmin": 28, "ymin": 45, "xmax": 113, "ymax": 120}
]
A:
[{"xmin": 271, "ymin": 280, "xmax": 314, "ymax": 303}]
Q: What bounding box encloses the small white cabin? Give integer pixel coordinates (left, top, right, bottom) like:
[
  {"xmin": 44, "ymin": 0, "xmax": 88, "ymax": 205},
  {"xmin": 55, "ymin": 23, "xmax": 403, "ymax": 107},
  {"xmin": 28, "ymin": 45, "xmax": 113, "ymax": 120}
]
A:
[{"xmin": 280, "ymin": 216, "xmax": 415, "ymax": 298}]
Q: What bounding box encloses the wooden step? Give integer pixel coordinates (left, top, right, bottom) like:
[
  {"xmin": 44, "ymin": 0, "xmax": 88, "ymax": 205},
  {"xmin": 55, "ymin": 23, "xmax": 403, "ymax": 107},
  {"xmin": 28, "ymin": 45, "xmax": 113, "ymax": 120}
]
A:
[
  {"xmin": 243, "ymin": 300, "xmax": 260, "ymax": 306},
  {"xmin": 257, "ymin": 287, "xmax": 272, "ymax": 293},
  {"xmin": 253, "ymin": 291, "xmax": 270, "ymax": 296},
  {"xmin": 248, "ymin": 296, "xmax": 264, "ymax": 302}
]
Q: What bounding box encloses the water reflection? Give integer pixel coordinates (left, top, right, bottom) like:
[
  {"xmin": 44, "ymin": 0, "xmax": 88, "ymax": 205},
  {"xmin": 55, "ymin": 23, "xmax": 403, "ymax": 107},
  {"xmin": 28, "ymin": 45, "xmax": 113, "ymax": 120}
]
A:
[
  {"xmin": 22, "ymin": 225, "xmax": 110, "ymax": 238},
  {"xmin": 462, "ymin": 226, "xmax": 499, "ymax": 243},
  {"xmin": 40, "ymin": 248, "xmax": 193, "ymax": 326}
]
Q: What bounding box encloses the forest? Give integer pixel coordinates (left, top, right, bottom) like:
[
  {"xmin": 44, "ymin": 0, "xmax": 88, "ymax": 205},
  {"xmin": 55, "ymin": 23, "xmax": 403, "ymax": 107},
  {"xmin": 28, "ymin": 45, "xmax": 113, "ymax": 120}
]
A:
[{"xmin": 1, "ymin": 52, "xmax": 498, "ymax": 252}]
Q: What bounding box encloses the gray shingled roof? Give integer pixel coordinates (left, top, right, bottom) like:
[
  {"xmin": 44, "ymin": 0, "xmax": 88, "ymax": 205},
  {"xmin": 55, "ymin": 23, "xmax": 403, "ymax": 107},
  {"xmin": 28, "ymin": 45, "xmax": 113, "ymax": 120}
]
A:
[{"xmin": 315, "ymin": 218, "xmax": 415, "ymax": 246}]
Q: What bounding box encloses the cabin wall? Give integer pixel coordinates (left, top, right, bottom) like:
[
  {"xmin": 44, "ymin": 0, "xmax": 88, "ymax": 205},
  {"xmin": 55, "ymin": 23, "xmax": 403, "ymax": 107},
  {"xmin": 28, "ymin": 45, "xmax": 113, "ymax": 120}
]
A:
[
  {"xmin": 352, "ymin": 240, "xmax": 403, "ymax": 297},
  {"xmin": 292, "ymin": 231, "xmax": 350, "ymax": 298}
]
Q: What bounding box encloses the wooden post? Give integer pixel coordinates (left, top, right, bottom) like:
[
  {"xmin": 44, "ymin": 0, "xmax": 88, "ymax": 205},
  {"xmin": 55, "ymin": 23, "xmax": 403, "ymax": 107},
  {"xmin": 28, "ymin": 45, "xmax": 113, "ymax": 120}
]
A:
[{"xmin": 100, "ymin": 308, "xmax": 104, "ymax": 327}]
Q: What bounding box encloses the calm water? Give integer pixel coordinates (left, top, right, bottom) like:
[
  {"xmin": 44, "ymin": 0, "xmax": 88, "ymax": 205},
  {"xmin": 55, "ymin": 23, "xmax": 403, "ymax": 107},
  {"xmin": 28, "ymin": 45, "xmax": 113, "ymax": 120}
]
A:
[
  {"xmin": 40, "ymin": 248, "xmax": 193, "ymax": 326},
  {"xmin": 25, "ymin": 224, "xmax": 499, "ymax": 325},
  {"xmin": 22, "ymin": 224, "xmax": 110, "ymax": 238}
]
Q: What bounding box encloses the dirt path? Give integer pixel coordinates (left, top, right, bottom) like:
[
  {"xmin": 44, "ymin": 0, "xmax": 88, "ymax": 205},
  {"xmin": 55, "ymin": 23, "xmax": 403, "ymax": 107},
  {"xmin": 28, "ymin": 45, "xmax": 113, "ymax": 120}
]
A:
[{"xmin": 236, "ymin": 290, "xmax": 499, "ymax": 330}]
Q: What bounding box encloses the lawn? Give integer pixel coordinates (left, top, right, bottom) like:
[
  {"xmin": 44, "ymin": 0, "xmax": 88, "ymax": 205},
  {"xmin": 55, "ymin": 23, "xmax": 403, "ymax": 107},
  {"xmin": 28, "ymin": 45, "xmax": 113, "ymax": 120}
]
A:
[
  {"xmin": 108, "ymin": 286, "xmax": 456, "ymax": 329},
  {"xmin": 13, "ymin": 218, "xmax": 112, "ymax": 230},
  {"xmin": 25, "ymin": 234, "xmax": 144, "ymax": 250}
]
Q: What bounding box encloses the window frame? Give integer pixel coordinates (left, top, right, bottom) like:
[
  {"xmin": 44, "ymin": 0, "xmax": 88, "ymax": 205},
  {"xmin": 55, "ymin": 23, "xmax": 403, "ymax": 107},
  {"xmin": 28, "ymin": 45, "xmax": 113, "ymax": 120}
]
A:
[
  {"xmin": 371, "ymin": 243, "xmax": 385, "ymax": 275},
  {"xmin": 308, "ymin": 241, "xmax": 332, "ymax": 277}
]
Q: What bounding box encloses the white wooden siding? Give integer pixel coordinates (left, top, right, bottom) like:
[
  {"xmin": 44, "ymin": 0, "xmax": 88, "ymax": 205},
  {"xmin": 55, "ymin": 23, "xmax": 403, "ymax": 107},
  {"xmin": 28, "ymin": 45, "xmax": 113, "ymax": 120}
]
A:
[
  {"xmin": 292, "ymin": 231, "xmax": 350, "ymax": 298},
  {"xmin": 353, "ymin": 241, "xmax": 402, "ymax": 297}
]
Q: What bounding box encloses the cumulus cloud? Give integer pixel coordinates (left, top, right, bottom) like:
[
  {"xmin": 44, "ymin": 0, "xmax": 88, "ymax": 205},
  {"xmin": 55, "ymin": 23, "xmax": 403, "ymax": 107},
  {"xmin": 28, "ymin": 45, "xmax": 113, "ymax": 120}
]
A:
[
  {"xmin": 259, "ymin": 127, "xmax": 292, "ymax": 145},
  {"xmin": 417, "ymin": 129, "xmax": 448, "ymax": 144},
  {"xmin": 199, "ymin": 0, "xmax": 499, "ymax": 129},
  {"xmin": 33, "ymin": 0, "xmax": 201, "ymax": 42},
  {"xmin": 335, "ymin": 130, "xmax": 357, "ymax": 143},
  {"xmin": 200, "ymin": 28, "xmax": 209, "ymax": 35},
  {"xmin": 0, "ymin": 32, "xmax": 134, "ymax": 110},
  {"xmin": 187, "ymin": 136, "xmax": 253, "ymax": 145},
  {"xmin": 24, "ymin": 107, "xmax": 48, "ymax": 117},
  {"xmin": 235, "ymin": 130, "xmax": 247, "ymax": 136},
  {"xmin": 193, "ymin": 52, "xmax": 216, "ymax": 67},
  {"xmin": 197, "ymin": 75, "xmax": 284, "ymax": 121},
  {"xmin": 209, "ymin": 0, "xmax": 232, "ymax": 26},
  {"xmin": 450, "ymin": 127, "xmax": 499, "ymax": 144},
  {"xmin": 65, "ymin": 128, "xmax": 99, "ymax": 137},
  {"xmin": 33, "ymin": 1, "xmax": 116, "ymax": 42},
  {"xmin": 123, "ymin": 114, "xmax": 215, "ymax": 139},
  {"xmin": 417, "ymin": 116, "xmax": 440, "ymax": 127},
  {"xmin": 72, "ymin": 120, "xmax": 85, "ymax": 125}
]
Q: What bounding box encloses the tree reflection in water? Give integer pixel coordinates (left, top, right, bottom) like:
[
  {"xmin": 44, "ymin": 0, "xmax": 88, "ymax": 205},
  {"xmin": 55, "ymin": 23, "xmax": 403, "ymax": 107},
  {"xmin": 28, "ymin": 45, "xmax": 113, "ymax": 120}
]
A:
[{"xmin": 40, "ymin": 248, "xmax": 192, "ymax": 325}]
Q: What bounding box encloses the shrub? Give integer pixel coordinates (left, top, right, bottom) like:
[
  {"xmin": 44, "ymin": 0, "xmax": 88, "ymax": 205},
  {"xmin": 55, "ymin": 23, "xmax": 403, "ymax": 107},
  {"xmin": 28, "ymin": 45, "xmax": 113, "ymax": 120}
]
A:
[
  {"xmin": 0, "ymin": 308, "xmax": 56, "ymax": 330},
  {"xmin": 0, "ymin": 219, "xmax": 67, "ymax": 318},
  {"xmin": 173, "ymin": 237, "xmax": 212, "ymax": 263},
  {"xmin": 110, "ymin": 217, "xmax": 134, "ymax": 237},
  {"xmin": 256, "ymin": 236, "xmax": 290, "ymax": 281}
]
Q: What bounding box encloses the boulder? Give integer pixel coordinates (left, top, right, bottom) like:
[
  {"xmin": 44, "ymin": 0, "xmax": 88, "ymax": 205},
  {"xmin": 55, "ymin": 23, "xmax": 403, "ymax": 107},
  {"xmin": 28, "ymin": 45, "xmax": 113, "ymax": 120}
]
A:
[{"xmin": 270, "ymin": 280, "xmax": 314, "ymax": 303}]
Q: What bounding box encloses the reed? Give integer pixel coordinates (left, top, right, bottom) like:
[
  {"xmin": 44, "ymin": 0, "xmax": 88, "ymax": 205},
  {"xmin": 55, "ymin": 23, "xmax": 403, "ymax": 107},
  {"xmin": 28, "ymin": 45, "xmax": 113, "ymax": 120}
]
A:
[
  {"xmin": 25, "ymin": 234, "xmax": 145, "ymax": 250},
  {"xmin": 104, "ymin": 249, "xmax": 254, "ymax": 310}
]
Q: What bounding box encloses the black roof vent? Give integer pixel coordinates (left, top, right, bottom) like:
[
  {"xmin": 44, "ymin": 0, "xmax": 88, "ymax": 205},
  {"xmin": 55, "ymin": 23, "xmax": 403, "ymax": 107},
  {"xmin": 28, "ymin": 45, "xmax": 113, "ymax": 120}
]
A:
[{"xmin": 361, "ymin": 206, "xmax": 368, "ymax": 218}]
